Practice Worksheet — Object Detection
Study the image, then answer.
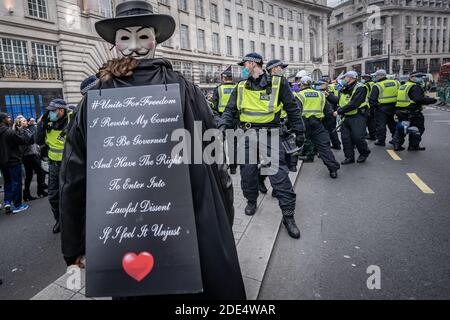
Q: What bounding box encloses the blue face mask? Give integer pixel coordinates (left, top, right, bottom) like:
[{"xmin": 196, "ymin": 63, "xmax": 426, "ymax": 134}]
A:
[
  {"xmin": 338, "ymin": 79, "xmax": 346, "ymax": 87},
  {"xmin": 241, "ymin": 68, "xmax": 249, "ymax": 80},
  {"xmin": 415, "ymin": 77, "xmax": 423, "ymax": 84},
  {"xmin": 49, "ymin": 111, "xmax": 58, "ymax": 122}
]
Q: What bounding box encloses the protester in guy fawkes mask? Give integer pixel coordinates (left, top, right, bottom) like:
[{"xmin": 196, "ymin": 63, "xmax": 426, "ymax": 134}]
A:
[{"xmin": 59, "ymin": 0, "xmax": 245, "ymax": 300}]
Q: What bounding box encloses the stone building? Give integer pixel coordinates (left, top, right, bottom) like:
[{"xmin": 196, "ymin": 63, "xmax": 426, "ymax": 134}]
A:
[{"xmin": 328, "ymin": 0, "xmax": 450, "ymax": 79}]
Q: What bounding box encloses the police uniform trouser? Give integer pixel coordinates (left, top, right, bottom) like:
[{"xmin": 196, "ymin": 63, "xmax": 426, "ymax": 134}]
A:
[
  {"xmin": 341, "ymin": 113, "xmax": 371, "ymax": 159},
  {"xmin": 323, "ymin": 115, "xmax": 341, "ymax": 148},
  {"xmin": 367, "ymin": 108, "xmax": 377, "ymax": 138},
  {"xmin": 48, "ymin": 162, "xmax": 61, "ymax": 221},
  {"xmin": 304, "ymin": 118, "xmax": 340, "ymax": 171},
  {"xmin": 392, "ymin": 110, "xmax": 425, "ymax": 148},
  {"xmin": 375, "ymin": 105, "xmax": 396, "ymax": 142},
  {"xmin": 240, "ymin": 132, "xmax": 296, "ymax": 214}
]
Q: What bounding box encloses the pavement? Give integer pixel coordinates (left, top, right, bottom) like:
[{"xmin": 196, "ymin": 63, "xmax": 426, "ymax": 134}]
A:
[
  {"xmin": 0, "ymin": 161, "xmax": 302, "ymax": 300},
  {"xmin": 259, "ymin": 105, "xmax": 450, "ymax": 299}
]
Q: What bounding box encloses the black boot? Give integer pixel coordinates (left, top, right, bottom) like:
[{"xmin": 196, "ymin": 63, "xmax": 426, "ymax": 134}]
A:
[
  {"xmin": 282, "ymin": 214, "xmax": 300, "ymax": 239},
  {"xmin": 357, "ymin": 155, "xmax": 368, "ymax": 163},
  {"xmin": 341, "ymin": 158, "xmax": 355, "ymax": 165},
  {"xmin": 244, "ymin": 202, "xmax": 257, "ymax": 216},
  {"xmin": 53, "ymin": 221, "xmax": 60, "ymax": 234},
  {"xmin": 288, "ymin": 165, "xmax": 297, "ymax": 172},
  {"xmin": 394, "ymin": 145, "xmax": 405, "ymax": 151},
  {"xmin": 229, "ymin": 165, "xmax": 237, "ymax": 175},
  {"xmin": 408, "ymin": 146, "xmax": 426, "ymax": 151},
  {"xmin": 37, "ymin": 190, "xmax": 48, "ymax": 197},
  {"xmin": 23, "ymin": 191, "xmax": 37, "ymax": 202},
  {"xmin": 329, "ymin": 170, "xmax": 338, "ymax": 179}
]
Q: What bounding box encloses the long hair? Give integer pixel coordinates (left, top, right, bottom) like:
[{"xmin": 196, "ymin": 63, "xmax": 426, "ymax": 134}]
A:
[{"xmin": 98, "ymin": 57, "xmax": 139, "ymax": 81}]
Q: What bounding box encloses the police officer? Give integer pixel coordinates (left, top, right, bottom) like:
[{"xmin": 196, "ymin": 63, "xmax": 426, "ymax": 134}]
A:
[
  {"xmin": 392, "ymin": 71, "xmax": 437, "ymax": 151},
  {"xmin": 220, "ymin": 53, "xmax": 305, "ymax": 239},
  {"xmin": 361, "ymin": 74, "xmax": 376, "ymax": 141},
  {"xmin": 369, "ymin": 69, "xmax": 399, "ymax": 146},
  {"xmin": 327, "ymin": 71, "xmax": 371, "ymax": 164},
  {"xmin": 211, "ymin": 66, "xmax": 236, "ymax": 121},
  {"xmin": 319, "ymin": 78, "xmax": 342, "ymax": 150},
  {"xmin": 35, "ymin": 99, "xmax": 72, "ymax": 233},
  {"xmin": 296, "ymin": 76, "xmax": 340, "ymax": 178},
  {"xmin": 211, "ymin": 66, "xmax": 238, "ymax": 174}
]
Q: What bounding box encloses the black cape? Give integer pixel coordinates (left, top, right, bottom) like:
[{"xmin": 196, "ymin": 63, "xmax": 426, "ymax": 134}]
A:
[{"xmin": 59, "ymin": 58, "xmax": 246, "ymax": 300}]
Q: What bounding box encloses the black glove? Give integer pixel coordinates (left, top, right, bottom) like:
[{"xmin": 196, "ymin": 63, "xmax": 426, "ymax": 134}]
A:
[{"xmin": 295, "ymin": 133, "xmax": 305, "ymax": 148}]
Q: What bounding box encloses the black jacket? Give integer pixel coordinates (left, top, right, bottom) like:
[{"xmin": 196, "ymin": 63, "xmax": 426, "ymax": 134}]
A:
[
  {"xmin": 0, "ymin": 124, "xmax": 34, "ymax": 167},
  {"xmin": 220, "ymin": 73, "xmax": 305, "ymax": 133},
  {"xmin": 59, "ymin": 58, "xmax": 245, "ymax": 300},
  {"xmin": 328, "ymin": 81, "xmax": 368, "ymax": 116}
]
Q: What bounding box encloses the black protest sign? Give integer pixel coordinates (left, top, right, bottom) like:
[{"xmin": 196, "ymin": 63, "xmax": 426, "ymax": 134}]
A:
[{"xmin": 85, "ymin": 84, "xmax": 202, "ymax": 297}]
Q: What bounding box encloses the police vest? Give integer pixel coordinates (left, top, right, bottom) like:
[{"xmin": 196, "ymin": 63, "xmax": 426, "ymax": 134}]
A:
[
  {"xmin": 218, "ymin": 83, "xmax": 236, "ymax": 113},
  {"xmin": 297, "ymin": 89, "xmax": 326, "ymax": 119},
  {"xmin": 338, "ymin": 82, "xmax": 368, "ymax": 116},
  {"xmin": 328, "ymin": 83, "xmax": 339, "ymax": 97},
  {"xmin": 45, "ymin": 112, "xmax": 72, "ymax": 161},
  {"xmin": 396, "ymin": 81, "xmax": 418, "ymax": 108},
  {"xmin": 236, "ymin": 76, "xmax": 282, "ymax": 124},
  {"xmin": 374, "ymin": 79, "xmax": 399, "ymax": 104}
]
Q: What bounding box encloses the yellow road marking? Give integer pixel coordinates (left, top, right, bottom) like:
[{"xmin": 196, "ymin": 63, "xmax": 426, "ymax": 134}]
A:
[
  {"xmin": 386, "ymin": 150, "xmax": 402, "ymax": 161},
  {"xmin": 407, "ymin": 173, "xmax": 435, "ymax": 194}
]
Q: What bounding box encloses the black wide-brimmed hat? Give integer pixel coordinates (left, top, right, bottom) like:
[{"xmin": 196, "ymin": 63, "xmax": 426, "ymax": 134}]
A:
[{"xmin": 95, "ymin": 1, "xmax": 176, "ymax": 45}]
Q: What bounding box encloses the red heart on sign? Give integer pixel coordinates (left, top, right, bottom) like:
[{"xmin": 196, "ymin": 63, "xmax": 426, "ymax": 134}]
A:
[{"xmin": 122, "ymin": 252, "xmax": 154, "ymax": 282}]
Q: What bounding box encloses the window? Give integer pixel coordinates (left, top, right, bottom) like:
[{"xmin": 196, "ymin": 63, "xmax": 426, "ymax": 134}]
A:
[
  {"xmin": 279, "ymin": 25, "xmax": 284, "ymax": 38},
  {"xmin": 211, "ymin": 3, "xmax": 218, "ymax": 22},
  {"xmin": 299, "ymin": 48, "xmax": 303, "ymax": 61},
  {"xmin": 297, "ymin": 12, "xmax": 303, "ymax": 23},
  {"xmin": 298, "ymin": 28, "xmax": 303, "ymax": 41},
  {"xmin": 280, "ymin": 45, "xmax": 285, "ymax": 60},
  {"xmin": 226, "ymin": 36, "xmax": 233, "ymax": 56},
  {"xmin": 196, "ymin": 0, "xmax": 204, "ymax": 17},
  {"xmin": 405, "ymin": 28, "xmax": 411, "ymax": 50},
  {"xmin": 249, "ymin": 17, "xmax": 254, "ymax": 32},
  {"xmin": 31, "ymin": 42, "xmax": 59, "ymax": 80},
  {"xmin": 258, "ymin": 1, "xmax": 264, "ymax": 12},
  {"xmin": 31, "ymin": 42, "xmax": 58, "ymax": 67},
  {"xmin": 236, "ymin": 0, "xmax": 242, "ymax": 5},
  {"xmin": 250, "ymin": 41, "xmax": 255, "ymax": 53},
  {"xmin": 270, "ymin": 23, "xmax": 275, "ymax": 36},
  {"xmin": 172, "ymin": 61, "xmax": 193, "ymax": 81},
  {"xmin": 271, "ymin": 44, "xmax": 275, "ymax": 59},
  {"xmin": 289, "ymin": 47, "xmax": 294, "ymax": 62},
  {"xmin": 197, "ymin": 29, "xmax": 206, "ymax": 51},
  {"xmin": 28, "ymin": 0, "xmax": 48, "ymax": 19},
  {"xmin": 259, "ymin": 20, "xmax": 265, "ymax": 35},
  {"xmin": 225, "ymin": 9, "xmax": 231, "ymax": 25},
  {"xmin": 278, "ymin": 7, "xmax": 283, "ymax": 19},
  {"xmin": 288, "ymin": 10, "xmax": 293, "ymax": 21},
  {"xmin": 261, "ymin": 43, "xmax": 266, "ymax": 59},
  {"xmin": 0, "ymin": 38, "xmax": 30, "ymax": 79},
  {"xmin": 288, "ymin": 27, "xmax": 294, "ymax": 40},
  {"xmin": 212, "ymin": 33, "xmax": 220, "ymax": 54},
  {"xmin": 199, "ymin": 64, "xmax": 221, "ymax": 83},
  {"xmin": 248, "ymin": 0, "xmax": 254, "ymax": 9},
  {"xmin": 239, "ymin": 39, "xmax": 244, "ymax": 57},
  {"xmin": 159, "ymin": 0, "xmax": 170, "ymax": 5},
  {"xmin": 237, "ymin": 13, "xmax": 244, "ymax": 29},
  {"xmin": 179, "ymin": 0, "xmax": 188, "ymax": 11},
  {"xmin": 269, "ymin": 4, "xmax": 274, "ymax": 16},
  {"xmin": 180, "ymin": 24, "xmax": 190, "ymax": 49}
]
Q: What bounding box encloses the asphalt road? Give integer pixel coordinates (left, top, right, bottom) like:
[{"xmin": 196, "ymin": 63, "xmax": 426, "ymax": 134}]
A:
[
  {"xmin": 260, "ymin": 106, "xmax": 450, "ymax": 299},
  {"xmin": 0, "ymin": 183, "xmax": 66, "ymax": 300}
]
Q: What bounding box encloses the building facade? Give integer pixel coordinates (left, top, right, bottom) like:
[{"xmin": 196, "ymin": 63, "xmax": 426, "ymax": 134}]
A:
[
  {"xmin": 0, "ymin": 0, "xmax": 331, "ymax": 119},
  {"xmin": 328, "ymin": 0, "xmax": 450, "ymax": 79}
]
